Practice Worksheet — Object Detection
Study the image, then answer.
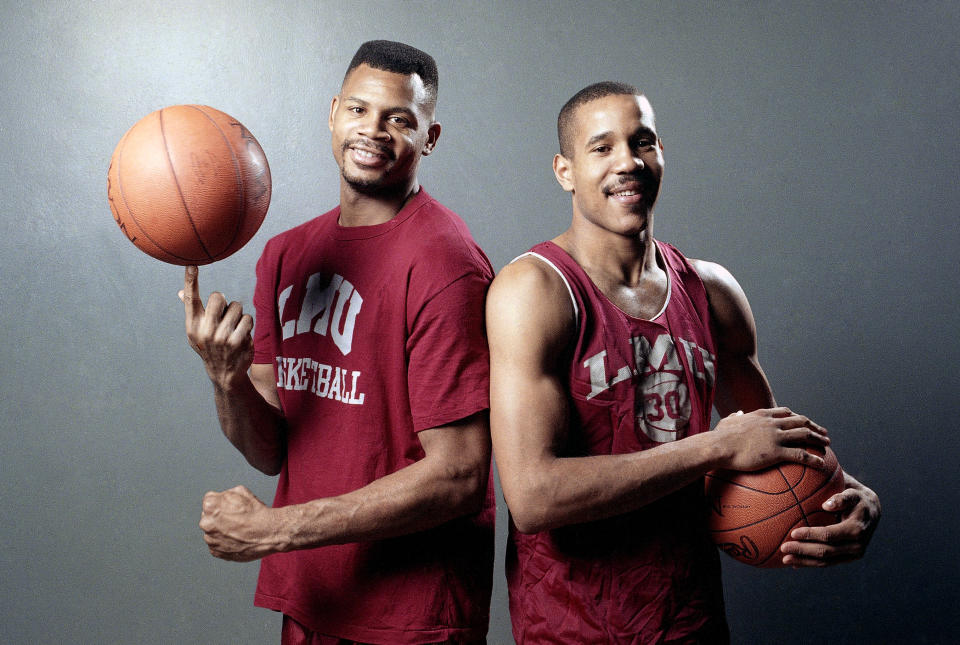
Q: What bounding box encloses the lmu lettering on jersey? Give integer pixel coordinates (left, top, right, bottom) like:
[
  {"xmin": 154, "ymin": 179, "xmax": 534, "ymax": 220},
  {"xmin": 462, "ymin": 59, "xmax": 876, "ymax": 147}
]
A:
[
  {"xmin": 277, "ymin": 272, "xmax": 363, "ymax": 355},
  {"xmin": 583, "ymin": 333, "xmax": 716, "ymax": 443},
  {"xmin": 274, "ymin": 272, "xmax": 365, "ymax": 405}
]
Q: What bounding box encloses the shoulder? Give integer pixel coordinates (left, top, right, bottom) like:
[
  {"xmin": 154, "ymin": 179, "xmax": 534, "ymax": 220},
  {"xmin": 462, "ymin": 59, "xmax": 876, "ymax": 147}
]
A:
[
  {"xmin": 406, "ymin": 196, "xmax": 493, "ymax": 279},
  {"xmin": 260, "ymin": 210, "xmax": 335, "ymax": 258},
  {"xmin": 689, "ymin": 258, "xmax": 742, "ymax": 299},
  {"xmin": 689, "ymin": 258, "xmax": 757, "ymax": 351},
  {"xmin": 487, "ymin": 255, "xmax": 577, "ymax": 357},
  {"xmin": 490, "ymin": 255, "xmax": 573, "ymax": 314}
]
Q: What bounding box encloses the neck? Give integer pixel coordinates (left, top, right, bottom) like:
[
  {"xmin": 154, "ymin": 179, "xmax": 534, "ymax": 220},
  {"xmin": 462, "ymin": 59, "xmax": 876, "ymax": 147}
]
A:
[
  {"xmin": 338, "ymin": 179, "xmax": 420, "ymax": 227},
  {"xmin": 555, "ymin": 215, "xmax": 658, "ymax": 287}
]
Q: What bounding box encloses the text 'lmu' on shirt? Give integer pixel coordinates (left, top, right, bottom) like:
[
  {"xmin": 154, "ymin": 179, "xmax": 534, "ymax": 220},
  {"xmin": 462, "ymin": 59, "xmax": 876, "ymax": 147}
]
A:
[{"xmin": 277, "ymin": 273, "xmax": 364, "ymax": 356}]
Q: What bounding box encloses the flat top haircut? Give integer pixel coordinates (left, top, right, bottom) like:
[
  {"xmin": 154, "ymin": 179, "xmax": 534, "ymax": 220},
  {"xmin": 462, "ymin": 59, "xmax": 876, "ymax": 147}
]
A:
[
  {"xmin": 558, "ymin": 81, "xmax": 644, "ymax": 158},
  {"xmin": 345, "ymin": 40, "xmax": 439, "ymax": 112}
]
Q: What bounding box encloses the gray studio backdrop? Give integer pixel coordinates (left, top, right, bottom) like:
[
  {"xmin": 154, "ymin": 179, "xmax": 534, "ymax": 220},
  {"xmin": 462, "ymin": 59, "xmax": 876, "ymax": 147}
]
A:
[{"xmin": 1, "ymin": 1, "xmax": 957, "ymax": 643}]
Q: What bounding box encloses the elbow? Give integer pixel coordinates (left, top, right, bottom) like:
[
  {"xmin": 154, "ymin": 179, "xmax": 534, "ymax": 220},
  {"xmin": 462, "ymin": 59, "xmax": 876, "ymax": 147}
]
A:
[
  {"xmin": 511, "ymin": 515, "xmax": 542, "ymax": 535},
  {"xmin": 509, "ymin": 504, "xmax": 551, "ymax": 535},
  {"xmin": 247, "ymin": 452, "xmax": 284, "ymax": 477},
  {"xmin": 503, "ymin": 487, "xmax": 552, "ymax": 534},
  {"xmin": 445, "ymin": 460, "xmax": 490, "ymax": 517},
  {"xmin": 257, "ymin": 462, "xmax": 282, "ymax": 477}
]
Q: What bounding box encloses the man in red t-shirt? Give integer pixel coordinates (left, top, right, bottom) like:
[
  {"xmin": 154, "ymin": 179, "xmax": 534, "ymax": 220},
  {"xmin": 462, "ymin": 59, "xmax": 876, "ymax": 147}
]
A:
[
  {"xmin": 180, "ymin": 41, "xmax": 495, "ymax": 644},
  {"xmin": 486, "ymin": 82, "xmax": 881, "ymax": 643}
]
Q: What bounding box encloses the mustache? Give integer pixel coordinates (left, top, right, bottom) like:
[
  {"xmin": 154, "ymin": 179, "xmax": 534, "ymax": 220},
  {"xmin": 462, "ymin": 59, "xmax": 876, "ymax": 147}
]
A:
[
  {"xmin": 342, "ymin": 137, "xmax": 395, "ymax": 161},
  {"xmin": 603, "ymin": 174, "xmax": 651, "ymax": 194}
]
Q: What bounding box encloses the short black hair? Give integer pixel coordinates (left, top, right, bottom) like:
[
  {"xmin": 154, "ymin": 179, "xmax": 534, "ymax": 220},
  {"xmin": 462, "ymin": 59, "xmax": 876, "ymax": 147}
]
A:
[
  {"xmin": 344, "ymin": 40, "xmax": 439, "ymax": 110},
  {"xmin": 557, "ymin": 81, "xmax": 642, "ymax": 157}
]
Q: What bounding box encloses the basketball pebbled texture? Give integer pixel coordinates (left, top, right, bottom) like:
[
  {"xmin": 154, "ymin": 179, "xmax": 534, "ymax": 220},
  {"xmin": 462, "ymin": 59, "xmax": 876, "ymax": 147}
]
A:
[
  {"xmin": 704, "ymin": 446, "xmax": 845, "ymax": 567},
  {"xmin": 107, "ymin": 105, "xmax": 271, "ymax": 265}
]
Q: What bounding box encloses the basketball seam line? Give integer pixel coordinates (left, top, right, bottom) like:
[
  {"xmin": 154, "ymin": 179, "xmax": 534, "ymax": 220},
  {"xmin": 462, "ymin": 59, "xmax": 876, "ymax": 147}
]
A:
[
  {"xmin": 115, "ymin": 127, "xmax": 195, "ymax": 263},
  {"xmin": 711, "ymin": 461, "xmax": 841, "ymax": 566},
  {"xmin": 162, "ymin": 107, "xmax": 214, "ymax": 262},
  {"xmin": 759, "ymin": 466, "xmax": 801, "ymax": 566},
  {"xmin": 188, "ymin": 105, "xmax": 245, "ymax": 256}
]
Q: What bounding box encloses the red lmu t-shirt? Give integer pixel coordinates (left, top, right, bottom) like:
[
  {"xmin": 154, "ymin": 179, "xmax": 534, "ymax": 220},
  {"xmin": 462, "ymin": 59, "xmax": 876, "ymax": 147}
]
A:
[{"xmin": 251, "ymin": 189, "xmax": 495, "ymax": 644}]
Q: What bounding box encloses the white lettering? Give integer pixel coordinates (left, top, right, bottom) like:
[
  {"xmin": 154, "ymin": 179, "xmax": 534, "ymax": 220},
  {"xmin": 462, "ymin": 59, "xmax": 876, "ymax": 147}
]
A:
[
  {"xmin": 584, "ymin": 351, "xmax": 608, "ymax": 400},
  {"xmin": 274, "ymin": 357, "xmax": 364, "ymax": 406},
  {"xmin": 328, "ymin": 367, "xmax": 342, "ymax": 401},
  {"xmin": 348, "ymin": 371, "xmax": 365, "ymax": 404},
  {"xmin": 579, "ymin": 333, "xmax": 716, "ymax": 444},
  {"xmin": 314, "ymin": 364, "xmax": 331, "ymax": 397},
  {"xmin": 297, "ymin": 273, "xmax": 342, "ymax": 337},
  {"xmin": 276, "ymin": 273, "xmax": 363, "ymax": 356},
  {"xmin": 331, "ymin": 286, "xmax": 362, "ymax": 356},
  {"xmin": 297, "ymin": 358, "xmax": 311, "ymax": 392},
  {"xmin": 278, "ymin": 286, "xmax": 295, "ymax": 340}
]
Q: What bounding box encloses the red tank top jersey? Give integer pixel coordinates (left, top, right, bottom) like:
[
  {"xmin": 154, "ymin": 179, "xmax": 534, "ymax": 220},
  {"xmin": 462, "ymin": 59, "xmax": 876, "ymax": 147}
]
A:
[
  {"xmin": 506, "ymin": 240, "xmax": 729, "ymax": 644},
  {"xmin": 251, "ymin": 189, "xmax": 495, "ymax": 644}
]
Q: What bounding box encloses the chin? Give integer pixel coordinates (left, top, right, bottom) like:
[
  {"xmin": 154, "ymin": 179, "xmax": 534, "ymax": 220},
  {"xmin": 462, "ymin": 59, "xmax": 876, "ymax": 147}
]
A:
[
  {"xmin": 612, "ymin": 212, "xmax": 649, "ymax": 235},
  {"xmin": 342, "ymin": 167, "xmax": 388, "ymax": 191}
]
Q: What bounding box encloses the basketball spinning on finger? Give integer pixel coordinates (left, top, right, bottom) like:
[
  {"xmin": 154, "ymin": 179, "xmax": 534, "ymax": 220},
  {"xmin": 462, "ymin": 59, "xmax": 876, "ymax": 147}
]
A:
[
  {"xmin": 704, "ymin": 445, "xmax": 845, "ymax": 568},
  {"xmin": 107, "ymin": 105, "xmax": 271, "ymax": 265}
]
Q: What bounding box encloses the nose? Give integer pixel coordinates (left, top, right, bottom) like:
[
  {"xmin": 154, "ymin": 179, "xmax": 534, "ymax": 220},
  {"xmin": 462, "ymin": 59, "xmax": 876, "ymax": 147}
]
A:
[
  {"xmin": 612, "ymin": 145, "xmax": 643, "ymax": 173},
  {"xmin": 357, "ymin": 111, "xmax": 391, "ymax": 141}
]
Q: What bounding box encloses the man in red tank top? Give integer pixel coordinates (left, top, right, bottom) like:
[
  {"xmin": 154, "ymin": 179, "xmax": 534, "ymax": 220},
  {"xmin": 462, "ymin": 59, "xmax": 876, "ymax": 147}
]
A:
[{"xmin": 486, "ymin": 82, "xmax": 881, "ymax": 644}]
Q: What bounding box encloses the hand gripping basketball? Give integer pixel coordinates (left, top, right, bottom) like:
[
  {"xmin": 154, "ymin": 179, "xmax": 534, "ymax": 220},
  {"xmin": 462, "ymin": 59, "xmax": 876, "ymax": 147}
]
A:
[
  {"xmin": 714, "ymin": 407, "xmax": 829, "ymax": 472},
  {"xmin": 705, "ymin": 444, "xmax": 845, "ymax": 568}
]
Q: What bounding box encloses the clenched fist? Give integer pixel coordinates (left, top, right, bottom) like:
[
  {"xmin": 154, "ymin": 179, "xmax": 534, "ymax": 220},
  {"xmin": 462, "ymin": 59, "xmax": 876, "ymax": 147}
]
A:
[{"xmin": 199, "ymin": 485, "xmax": 289, "ymax": 562}]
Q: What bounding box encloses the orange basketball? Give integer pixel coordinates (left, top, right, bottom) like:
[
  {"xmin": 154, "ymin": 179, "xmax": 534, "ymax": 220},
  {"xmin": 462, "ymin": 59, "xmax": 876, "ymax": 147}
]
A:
[
  {"xmin": 107, "ymin": 105, "xmax": 271, "ymax": 265},
  {"xmin": 704, "ymin": 446, "xmax": 844, "ymax": 567}
]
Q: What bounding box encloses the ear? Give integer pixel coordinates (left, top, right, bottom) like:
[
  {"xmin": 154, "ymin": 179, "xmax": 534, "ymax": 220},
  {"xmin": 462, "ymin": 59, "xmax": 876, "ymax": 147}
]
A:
[
  {"xmin": 328, "ymin": 95, "xmax": 339, "ymax": 132},
  {"xmin": 553, "ymin": 153, "xmax": 574, "ymax": 193},
  {"xmin": 421, "ymin": 122, "xmax": 442, "ymax": 156}
]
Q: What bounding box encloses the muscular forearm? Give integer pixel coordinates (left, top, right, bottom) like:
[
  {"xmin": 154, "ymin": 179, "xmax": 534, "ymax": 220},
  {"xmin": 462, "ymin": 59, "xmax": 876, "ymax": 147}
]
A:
[
  {"xmin": 506, "ymin": 431, "xmax": 726, "ymax": 533},
  {"xmin": 501, "ymin": 407, "xmax": 828, "ymax": 534},
  {"xmin": 213, "ymin": 376, "xmax": 286, "ymax": 475},
  {"xmin": 277, "ymin": 413, "xmax": 490, "ymax": 549},
  {"xmin": 276, "ymin": 446, "xmax": 488, "ymax": 550}
]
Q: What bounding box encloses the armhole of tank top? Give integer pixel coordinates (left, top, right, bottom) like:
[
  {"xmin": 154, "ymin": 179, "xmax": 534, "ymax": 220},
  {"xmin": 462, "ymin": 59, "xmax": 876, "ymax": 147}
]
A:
[{"xmin": 510, "ymin": 252, "xmax": 580, "ymax": 330}]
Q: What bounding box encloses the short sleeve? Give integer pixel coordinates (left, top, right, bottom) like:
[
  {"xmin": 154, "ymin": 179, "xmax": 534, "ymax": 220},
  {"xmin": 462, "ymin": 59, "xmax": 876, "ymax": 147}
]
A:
[
  {"xmin": 252, "ymin": 243, "xmax": 279, "ymax": 365},
  {"xmin": 406, "ymin": 271, "xmax": 491, "ymax": 431}
]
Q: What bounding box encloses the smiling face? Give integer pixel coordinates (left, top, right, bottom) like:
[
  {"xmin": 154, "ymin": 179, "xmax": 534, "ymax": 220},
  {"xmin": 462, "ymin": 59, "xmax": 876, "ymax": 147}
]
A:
[
  {"xmin": 329, "ymin": 63, "xmax": 439, "ymax": 198},
  {"xmin": 553, "ymin": 93, "xmax": 664, "ymax": 238}
]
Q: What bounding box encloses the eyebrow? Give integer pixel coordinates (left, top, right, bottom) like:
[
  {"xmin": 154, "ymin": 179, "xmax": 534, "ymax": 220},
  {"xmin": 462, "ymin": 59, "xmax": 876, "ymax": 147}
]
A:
[
  {"xmin": 584, "ymin": 131, "xmax": 613, "ymax": 149},
  {"xmin": 344, "ymin": 96, "xmax": 417, "ymax": 119},
  {"xmin": 584, "ymin": 126, "xmax": 657, "ymax": 150}
]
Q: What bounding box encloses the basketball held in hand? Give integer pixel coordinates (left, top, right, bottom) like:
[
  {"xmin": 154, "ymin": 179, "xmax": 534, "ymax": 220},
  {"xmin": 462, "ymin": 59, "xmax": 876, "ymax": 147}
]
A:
[
  {"xmin": 704, "ymin": 446, "xmax": 845, "ymax": 568},
  {"xmin": 107, "ymin": 105, "xmax": 271, "ymax": 265}
]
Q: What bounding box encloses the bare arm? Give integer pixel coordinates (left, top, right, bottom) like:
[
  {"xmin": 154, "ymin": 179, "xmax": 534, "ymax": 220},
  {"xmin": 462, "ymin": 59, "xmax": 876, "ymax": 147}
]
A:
[
  {"xmin": 487, "ymin": 258, "xmax": 827, "ymax": 534},
  {"xmin": 693, "ymin": 259, "xmax": 881, "ymax": 566},
  {"xmin": 692, "ymin": 259, "xmax": 777, "ymax": 414},
  {"xmin": 181, "ymin": 266, "xmax": 285, "ymax": 475},
  {"xmin": 199, "ymin": 411, "xmax": 491, "ymax": 561}
]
